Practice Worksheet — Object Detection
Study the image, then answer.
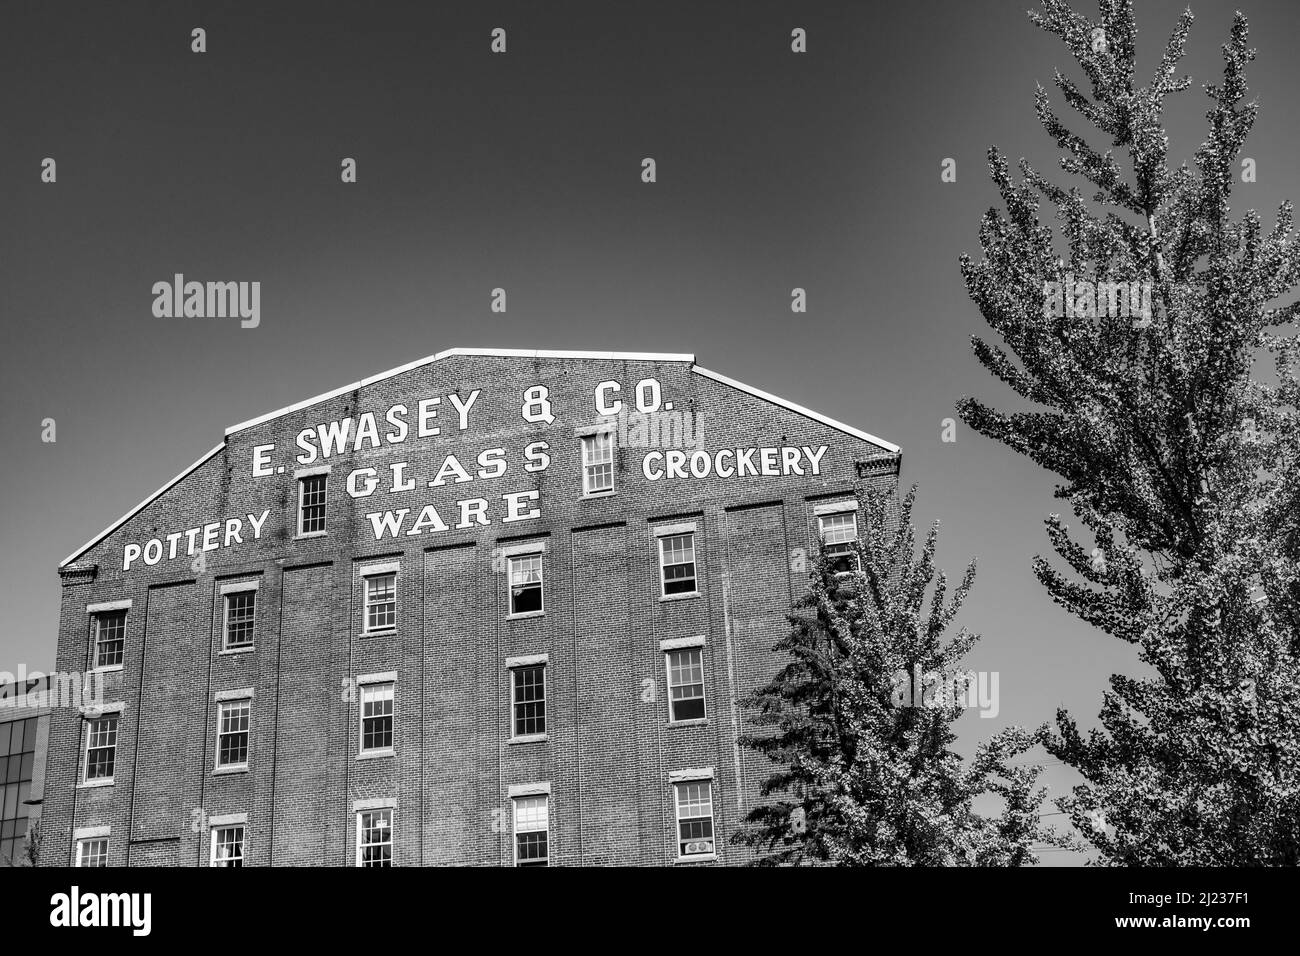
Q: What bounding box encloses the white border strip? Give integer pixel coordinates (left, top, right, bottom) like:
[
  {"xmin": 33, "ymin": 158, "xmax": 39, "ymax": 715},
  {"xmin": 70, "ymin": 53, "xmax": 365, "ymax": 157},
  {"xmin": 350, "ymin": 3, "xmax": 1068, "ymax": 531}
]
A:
[
  {"xmin": 59, "ymin": 442, "xmax": 225, "ymax": 568},
  {"xmin": 225, "ymin": 348, "xmax": 697, "ymax": 435},
  {"xmin": 60, "ymin": 353, "xmax": 896, "ymax": 571},
  {"xmin": 669, "ymin": 766, "xmax": 715, "ymax": 783},
  {"xmin": 508, "ymin": 781, "xmax": 551, "ymax": 797},
  {"xmin": 690, "ymin": 365, "xmax": 900, "ymax": 454}
]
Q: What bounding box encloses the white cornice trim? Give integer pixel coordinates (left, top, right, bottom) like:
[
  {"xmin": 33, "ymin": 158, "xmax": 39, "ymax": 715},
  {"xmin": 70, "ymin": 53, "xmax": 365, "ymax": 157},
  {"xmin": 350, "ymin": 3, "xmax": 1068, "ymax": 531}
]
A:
[
  {"xmin": 59, "ymin": 443, "xmax": 226, "ymax": 569},
  {"xmin": 689, "ymin": 364, "xmax": 900, "ymax": 454},
  {"xmin": 224, "ymin": 348, "xmax": 698, "ymax": 435}
]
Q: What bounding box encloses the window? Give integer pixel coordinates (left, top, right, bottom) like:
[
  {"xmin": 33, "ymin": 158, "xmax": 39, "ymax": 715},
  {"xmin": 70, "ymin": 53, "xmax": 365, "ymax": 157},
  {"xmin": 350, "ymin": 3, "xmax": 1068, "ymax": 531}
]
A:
[
  {"xmin": 513, "ymin": 795, "xmax": 549, "ymax": 866},
  {"xmin": 84, "ymin": 714, "xmax": 119, "ymax": 782},
  {"xmin": 511, "ymin": 665, "xmax": 546, "ymax": 738},
  {"xmin": 210, "ymin": 826, "xmax": 245, "ymax": 867},
  {"xmin": 666, "ymin": 648, "xmax": 706, "ymax": 722},
  {"xmin": 0, "ymin": 717, "xmax": 39, "ymax": 865},
  {"xmin": 298, "ymin": 472, "xmax": 328, "ymax": 536},
  {"xmin": 216, "ymin": 700, "xmax": 251, "ymax": 769},
  {"xmin": 76, "ymin": 838, "xmax": 109, "ymax": 868},
  {"xmin": 819, "ymin": 511, "xmax": 859, "ymax": 574},
  {"xmin": 92, "ymin": 610, "xmax": 126, "ymax": 669},
  {"xmin": 508, "ymin": 554, "xmax": 543, "ymax": 616},
  {"xmin": 357, "ymin": 809, "xmax": 392, "ymax": 867},
  {"xmin": 364, "ymin": 573, "xmax": 397, "ymax": 632},
  {"xmin": 674, "ymin": 781, "xmax": 715, "ymax": 859},
  {"xmin": 659, "ymin": 533, "xmax": 698, "ymax": 596},
  {"xmin": 223, "ymin": 590, "xmax": 256, "ymax": 650},
  {"xmin": 360, "ymin": 683, "xmax": 394, "ymax": 754},
  {"xmin": 581, "ymin": 430, "xmax": 614, "ymax": 495}
]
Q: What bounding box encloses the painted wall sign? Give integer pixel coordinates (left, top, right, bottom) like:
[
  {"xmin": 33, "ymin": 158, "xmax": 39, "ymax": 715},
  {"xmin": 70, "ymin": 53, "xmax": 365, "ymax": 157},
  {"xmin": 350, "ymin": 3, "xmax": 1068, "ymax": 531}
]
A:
[{"xmin": 118, "ymin": 377, "xmax": 830, "ymax": 569}]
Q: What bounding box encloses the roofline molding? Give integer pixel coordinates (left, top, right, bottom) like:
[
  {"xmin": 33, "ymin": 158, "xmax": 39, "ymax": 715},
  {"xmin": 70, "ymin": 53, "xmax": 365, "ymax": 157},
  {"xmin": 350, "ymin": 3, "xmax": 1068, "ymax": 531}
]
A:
[
  {"xmin": 58, "ymin": 349, "xmax": 898, "ymax": 568},
  {"xmin": 224, "ymin": 348, "xmax": 698, "ymax": 435},
  {"xmin": 59, "ymin": 443, "xmax": 226, "ymax": 568},
  {"xmin": 689, "ymin": 365, "xmax": 901, "ymax": 455}
]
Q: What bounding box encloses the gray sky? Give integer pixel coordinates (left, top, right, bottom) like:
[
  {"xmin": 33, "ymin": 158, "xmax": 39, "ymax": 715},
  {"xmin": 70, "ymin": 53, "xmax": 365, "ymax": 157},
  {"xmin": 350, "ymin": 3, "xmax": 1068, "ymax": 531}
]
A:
[{"xmin": 4, "ymin": 0, "xmax": 1298, "ymax": 863}]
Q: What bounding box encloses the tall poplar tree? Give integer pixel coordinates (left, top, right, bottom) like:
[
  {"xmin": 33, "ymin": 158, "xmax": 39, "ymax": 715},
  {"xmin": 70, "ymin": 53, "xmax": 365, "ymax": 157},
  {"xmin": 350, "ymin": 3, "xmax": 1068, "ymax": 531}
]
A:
[
  {"xmin": 733, "ymin": 488, "xmax": 1063, "ymax": 866},
  {"xmin": 960, "ymin": 0, "xmax": 1300, "ymax": 863}
]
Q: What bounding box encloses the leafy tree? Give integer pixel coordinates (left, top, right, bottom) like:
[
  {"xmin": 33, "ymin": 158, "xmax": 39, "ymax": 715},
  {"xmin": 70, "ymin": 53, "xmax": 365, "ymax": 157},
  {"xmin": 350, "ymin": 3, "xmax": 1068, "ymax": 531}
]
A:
[
  {"xmin": 20, "ymin": 818, "xmax": 41, "ymax": 867},
  {"xmin": 960, "ymin": 0, "xmax": 1300, "ymax": 863},
  {"xmin": 733, "ymin": 487, "xmax": 1064, "ymax": 865}
]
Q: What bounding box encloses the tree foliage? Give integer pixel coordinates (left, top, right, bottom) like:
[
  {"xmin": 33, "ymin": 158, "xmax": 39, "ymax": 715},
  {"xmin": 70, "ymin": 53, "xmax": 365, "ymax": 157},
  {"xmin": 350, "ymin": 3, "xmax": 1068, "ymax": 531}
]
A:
[
  {"xmin": 960, "ymin": 0, "xmax": 1300, "ymax": 863},
  {"xmin": 733, "ymin": 487, "xmax": 1063, "ymax": 865}
]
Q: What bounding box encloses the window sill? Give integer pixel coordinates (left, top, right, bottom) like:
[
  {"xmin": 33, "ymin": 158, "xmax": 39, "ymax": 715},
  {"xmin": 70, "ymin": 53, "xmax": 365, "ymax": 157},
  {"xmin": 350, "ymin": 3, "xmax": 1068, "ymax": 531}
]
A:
[
  {"xmin": 91, "ymin": 664, "xmax": 123, "ymax": 674},
  {"xmin": 213, "ymin": 765, "xmax": 249, "ymax": 776},
  {"xmin": 357, "ymin": 749, "xmax": 395, "ymax": 761},
  {"xmin": 508, "ymin": 733, "xmax": 548, "ymax": 745},
  {"xmin": 507, "ymin": 610, "xmax": 545, "ymax": 621},
  {"xmin": 220, "ymin": 646, "xmax": 255, "ymax": 656},
  {"xmin": 668, "ymin": 718, "xmax": 709, "ymax": 728},
  {"xmin": 675, "ymin": 853, "xmax": 717, "ymax": 864},
  {"xmin": 295, "ymin": 531, "xmax": 328, "ymax": 540},
  {"xmin": 581, "ymin": 490, "xmax": 616, "ymax": 500},
  {"xmin": 659, "ymin": 591, "xmax": 701, "ymax": 603},
  {"xmin": 78, "ymin": 778, "xmax": 115, "ymax": 789},
  {"xmin": 360, "ymin": 628, "xmax": 397, "ymax": 639}
]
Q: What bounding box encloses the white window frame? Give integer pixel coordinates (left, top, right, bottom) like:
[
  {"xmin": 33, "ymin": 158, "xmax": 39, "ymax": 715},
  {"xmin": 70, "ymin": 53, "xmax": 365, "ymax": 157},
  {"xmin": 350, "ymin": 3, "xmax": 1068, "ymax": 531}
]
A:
[
  {"xmin": 358, "ymin": 678, "xmax": 396, "ymax": 756},
  {"xmin": 673, "ymin": 775, "xmax": 717, "ymax": 861},
  {"xmin": 355, "ymin": 806, "xmax": 394, "ymax": 867},
  {"xmin": 580, "ymin": 429, "xmax": 616, "ymax": 496},
  {"xmin": 361, "ymin": 565, "xmax": 398, "ymax": 634},
  {"xmin": 90, "ymin": 607, "xmax": 127, "ymax": 672},
  {"xmin": 296, "ymin": 467, "xmax": 329, "ymax": 538},
  {"xmin": 509, "ymin": 661, "xmax": 547, "ymax": 741},
  {"xmin": 75, "ymin": 836, "xmax": 110, "ymax": 867},
  {"xmin": 215, "ymin": 696, "xmax": 252, "ymax": 770},
  {"xmin": 209, "ymin": 824, "xmax": 246, "ymax": 867},
  {"xmin": 220, "ymin": 582, "xmax": 258, "ymax": 652},
  {"xmin": 507, "ymin": 552, "xmax": 545, "ymax": 618},
  {"xmin": 83, "ymin": 712, "xmax": 119, "ymax": 783},
  {"xmin": 664, "ymin": 642, "xmax": 707, "ymax": 724},
  {"xmin": 512, "ymin": 792, "xmax": 550, "ymax": 867},
  {"xmin": 658, "ymin": 531, "xmax": 699, "ymax": 598},
  {"xmin": 817, "ymin": 506, "xmax": 860, "ymax": 575}
]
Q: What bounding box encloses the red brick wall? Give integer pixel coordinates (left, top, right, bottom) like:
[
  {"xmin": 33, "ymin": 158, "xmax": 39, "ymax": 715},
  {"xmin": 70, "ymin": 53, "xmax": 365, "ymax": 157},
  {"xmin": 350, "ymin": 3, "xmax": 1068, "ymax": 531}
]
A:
[{"xmin": 41, "ymin": 353, "xmax": 898, "ymax": 866}]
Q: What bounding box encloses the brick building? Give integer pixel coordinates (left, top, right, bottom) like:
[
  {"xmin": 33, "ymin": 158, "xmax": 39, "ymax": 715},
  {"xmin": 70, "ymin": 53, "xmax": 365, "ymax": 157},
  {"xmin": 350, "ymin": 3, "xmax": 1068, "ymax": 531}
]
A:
[{"xmin": 41, "ymin": 349, "xmax": 899, "ymax": 866}]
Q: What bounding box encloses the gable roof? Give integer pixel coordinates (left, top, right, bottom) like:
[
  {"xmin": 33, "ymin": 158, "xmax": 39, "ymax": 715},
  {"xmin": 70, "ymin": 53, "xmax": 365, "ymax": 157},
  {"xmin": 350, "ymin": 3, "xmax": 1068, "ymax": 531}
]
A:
[{"xmin": 60, "ymin": 348, "xmax": 898, "ymax": 567}]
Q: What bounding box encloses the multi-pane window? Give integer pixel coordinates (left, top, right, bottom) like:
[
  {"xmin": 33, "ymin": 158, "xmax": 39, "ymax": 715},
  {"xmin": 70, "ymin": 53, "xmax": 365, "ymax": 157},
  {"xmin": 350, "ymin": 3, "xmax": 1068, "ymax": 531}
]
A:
[
  {"xmin": 365, "ymin": 574, "xmax": 397, "ymax": 632},
  {"xmin": 298, "ymin": 473, "xmax": 328, "ymax": 535},
  {"xmin": 508, "ymin": 554, "xmax": 543, "ymax": 615},
  {"xmin": 357, "ymin": 809, "xmax": 392, "ymax": 867},
  {"xmin": 819, "ymin": 511, "xmax": 860, "ymax": 574},
  {"xmin": 581, "ymin": 431, "xmax": 615, "ymax": 495},
  {"xmin": 674, "ymin": 781, "xmax": 716, "ymax": 858},
  {"xmin": 84, "ymin": 714, "xmax": 119, "ymax": 782},
  {"xmin": 511, "ymin": 666, "xmax": 546, "ymax": 738},
  {"xmin": 216, "ymin": 700, "xmax": 251, "ymax": 768},
  {"xmin": 211, "ymin": 826, "xmax": 245, "ymax": 867},
  {"xmin": 360, "ymin": 683, "xmax": 394, "ymax": 753},
  {"xmin": 76, "ymin": 838, "xmax": 109, "ymax": 868},
  {"xmin": 513, "ymin": 795, "xmax": 549, "ymax": 867},
  {"xmin": 223, "ymin": 590, "xmax": 256, "ymax": 650},
  {"xmin": 0, "ymin": 717, "xmax": 39, "ymax": 864},
  {"xmin": 667, "ymin": 648, "xmax": 706, "ymax": 722},
  {"xmin": 93, "ymin": 610, "xmax": 126, "ymax": 669},
  {"xmin": 659, "ymin": 533, "xmax": 698, "ymax": 596}
]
